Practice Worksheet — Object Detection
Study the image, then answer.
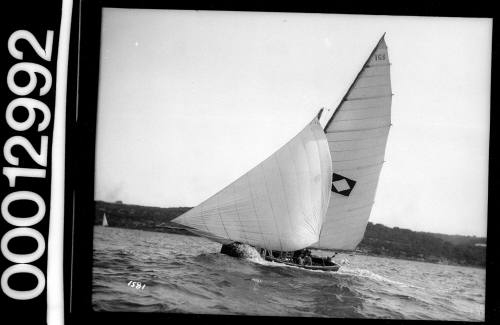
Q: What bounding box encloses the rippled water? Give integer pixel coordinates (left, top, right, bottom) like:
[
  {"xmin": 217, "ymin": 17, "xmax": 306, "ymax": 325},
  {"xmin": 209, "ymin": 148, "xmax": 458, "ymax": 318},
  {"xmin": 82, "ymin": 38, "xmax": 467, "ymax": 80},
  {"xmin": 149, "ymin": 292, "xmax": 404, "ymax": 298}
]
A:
[{"xmin": 92, "ymin": 226, "xmax": 485, "ymax": 320}]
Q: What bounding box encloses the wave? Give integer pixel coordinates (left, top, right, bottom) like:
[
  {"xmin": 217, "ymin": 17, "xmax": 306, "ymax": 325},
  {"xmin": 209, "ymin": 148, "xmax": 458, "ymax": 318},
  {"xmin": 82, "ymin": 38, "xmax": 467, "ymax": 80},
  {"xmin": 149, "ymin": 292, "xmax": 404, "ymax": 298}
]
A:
[
  {"xmin": 337, "ymin": 266, "xmax": 423, "ymax": 289},
  {"xmin": 92, "ymin": 227, "xmax": 485, "ymax": 321}
]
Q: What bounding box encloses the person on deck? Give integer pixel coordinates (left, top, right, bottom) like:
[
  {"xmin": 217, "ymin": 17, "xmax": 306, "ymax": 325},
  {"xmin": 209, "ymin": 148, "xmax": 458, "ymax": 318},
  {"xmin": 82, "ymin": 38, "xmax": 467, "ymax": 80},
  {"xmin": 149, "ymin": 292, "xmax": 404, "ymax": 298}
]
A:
[
  {"xmin": 293, "ymin": 250, "xmax": 303, "ymax": 263},
  {"xmin": 303, "ymin": 253, "xmax": 312, "ymax": 266}
]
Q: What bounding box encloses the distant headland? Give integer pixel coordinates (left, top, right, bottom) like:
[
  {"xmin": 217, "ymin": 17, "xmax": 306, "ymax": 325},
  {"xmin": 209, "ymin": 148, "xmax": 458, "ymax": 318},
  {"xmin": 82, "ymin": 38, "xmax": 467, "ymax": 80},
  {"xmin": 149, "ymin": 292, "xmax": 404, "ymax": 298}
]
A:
[{"xmin": 95, "ymin": 200, "xmax": 486, "ymax": 268}]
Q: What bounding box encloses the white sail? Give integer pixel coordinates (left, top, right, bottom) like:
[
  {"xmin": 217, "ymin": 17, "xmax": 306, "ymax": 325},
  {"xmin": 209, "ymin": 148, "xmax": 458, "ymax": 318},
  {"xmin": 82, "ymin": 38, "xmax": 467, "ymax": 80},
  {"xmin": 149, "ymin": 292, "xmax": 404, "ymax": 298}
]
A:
[
  {"xmin": 314, "ymin": 34, "xmax": 392, "ymax": 250},
  {"xmin": 173, "ymin": 116, "xmax": 332, "ymax": 252},
  {"xmin": 102, "ymin": 213, "xmax": 108, "ymax": 227}
]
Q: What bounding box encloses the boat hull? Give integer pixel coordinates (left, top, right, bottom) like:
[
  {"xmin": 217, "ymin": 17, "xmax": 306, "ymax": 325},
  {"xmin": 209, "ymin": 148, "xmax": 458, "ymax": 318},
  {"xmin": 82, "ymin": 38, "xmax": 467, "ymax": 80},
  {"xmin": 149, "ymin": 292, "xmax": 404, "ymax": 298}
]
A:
[{"xmin": 220, "ymin": 242, "xmax": 261, "ymax": 258}]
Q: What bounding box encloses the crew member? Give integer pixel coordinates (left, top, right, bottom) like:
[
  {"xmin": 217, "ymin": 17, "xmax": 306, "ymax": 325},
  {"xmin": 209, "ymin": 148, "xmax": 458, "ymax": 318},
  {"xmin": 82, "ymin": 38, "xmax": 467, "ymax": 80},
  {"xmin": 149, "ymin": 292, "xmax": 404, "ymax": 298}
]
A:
[{"xmin": 303, "ymin": 252, "xmax": 312, "ymax": 266}]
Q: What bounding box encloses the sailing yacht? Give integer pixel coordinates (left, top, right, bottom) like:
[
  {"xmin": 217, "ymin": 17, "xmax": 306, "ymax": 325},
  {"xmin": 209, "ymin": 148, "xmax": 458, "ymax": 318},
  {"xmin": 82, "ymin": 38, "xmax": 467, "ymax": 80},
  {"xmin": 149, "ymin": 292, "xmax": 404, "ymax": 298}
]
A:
[
  {"xmin": 102, "ymin": 213, "xmax": 109, "ymax": 227},
  {"xmin": 172, "ymin": 34, "xmax": 391, "ymax": 271}
]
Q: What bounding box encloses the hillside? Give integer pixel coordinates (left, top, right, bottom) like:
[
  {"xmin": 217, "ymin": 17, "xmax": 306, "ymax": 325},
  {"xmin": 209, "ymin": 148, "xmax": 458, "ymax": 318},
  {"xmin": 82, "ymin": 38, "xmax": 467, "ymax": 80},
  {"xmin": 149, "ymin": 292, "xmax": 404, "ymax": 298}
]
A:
[
  {"xmin": 95, "ymin": 200, "xmax": 192, "ymax": 235},
  {"xmin": 95, "ymin": 201, "xmax": 486, "ymax": 267},
  {"xmin": 421, "ymin": 232, "xmax": 486, "ymax": 246},
  {"xmin": 358, "ymin": 222, "xmax": 486, "ymax": 267}
]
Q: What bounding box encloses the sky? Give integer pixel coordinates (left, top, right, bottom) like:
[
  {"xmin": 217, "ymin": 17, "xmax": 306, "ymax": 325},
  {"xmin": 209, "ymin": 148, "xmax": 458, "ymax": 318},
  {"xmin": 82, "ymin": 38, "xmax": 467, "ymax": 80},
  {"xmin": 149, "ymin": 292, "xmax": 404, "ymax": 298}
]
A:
[{"xmin": 95, "ymin": 9, "xmax": 491, "ymax": 237}]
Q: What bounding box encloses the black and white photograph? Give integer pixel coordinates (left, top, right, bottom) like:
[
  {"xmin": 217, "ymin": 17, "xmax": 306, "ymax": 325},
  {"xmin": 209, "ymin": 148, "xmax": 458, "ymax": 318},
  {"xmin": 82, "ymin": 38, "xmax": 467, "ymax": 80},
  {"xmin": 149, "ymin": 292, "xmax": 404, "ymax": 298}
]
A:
[{"xmin": 91, "ymin": 9, "xmax": 490, "ymax": 321}]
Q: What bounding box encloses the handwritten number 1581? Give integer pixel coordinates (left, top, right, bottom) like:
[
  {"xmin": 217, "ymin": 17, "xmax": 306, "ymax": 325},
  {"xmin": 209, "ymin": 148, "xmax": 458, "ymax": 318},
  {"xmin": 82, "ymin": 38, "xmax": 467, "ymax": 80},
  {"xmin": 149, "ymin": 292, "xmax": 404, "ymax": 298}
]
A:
[{"xmin": 128, "ymin": 281, "xmax": 146, "ymax": 290}]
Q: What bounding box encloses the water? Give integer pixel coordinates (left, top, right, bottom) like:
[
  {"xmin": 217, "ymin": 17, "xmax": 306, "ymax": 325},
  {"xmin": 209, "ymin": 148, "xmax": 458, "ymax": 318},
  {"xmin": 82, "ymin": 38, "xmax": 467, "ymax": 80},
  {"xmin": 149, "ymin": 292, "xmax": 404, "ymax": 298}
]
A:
[{"xmin": 92, "ymin": 226, "xmax": 485, "ymax": 320}]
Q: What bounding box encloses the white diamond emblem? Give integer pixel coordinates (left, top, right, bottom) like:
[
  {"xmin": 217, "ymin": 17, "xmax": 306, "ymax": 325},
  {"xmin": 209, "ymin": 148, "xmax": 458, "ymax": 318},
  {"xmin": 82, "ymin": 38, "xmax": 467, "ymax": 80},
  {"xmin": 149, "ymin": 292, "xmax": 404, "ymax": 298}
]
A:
[{"xmin": 332, "ymin": 179, "xmax": 351, "ymax": 192}]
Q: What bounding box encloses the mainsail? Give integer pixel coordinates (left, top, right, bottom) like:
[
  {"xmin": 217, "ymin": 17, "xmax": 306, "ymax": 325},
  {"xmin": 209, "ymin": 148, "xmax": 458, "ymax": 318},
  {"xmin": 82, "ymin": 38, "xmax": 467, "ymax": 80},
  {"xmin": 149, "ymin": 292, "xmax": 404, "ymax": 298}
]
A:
[
  {"xmin": 314, "ymin": 34, "xmax": 392, "ymax": 250},
  {"xmin": 172, "ymin": 116, "xmax": 333, "ymax": 252},
  {"xmin": 102, "ymin": 213, "xmax": 108, "ymax": 227}
]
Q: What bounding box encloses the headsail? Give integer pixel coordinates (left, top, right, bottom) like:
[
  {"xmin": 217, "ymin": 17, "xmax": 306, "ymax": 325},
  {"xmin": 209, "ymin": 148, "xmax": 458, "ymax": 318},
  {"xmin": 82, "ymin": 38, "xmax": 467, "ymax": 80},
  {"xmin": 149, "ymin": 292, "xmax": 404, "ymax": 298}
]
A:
[
  {"xmin": 315, "ymin": 34, "xmax": 392, "ymax": 250},
  {"xmin": 172, "ymin": 116, "xmax": 332, "ymax": 252}
]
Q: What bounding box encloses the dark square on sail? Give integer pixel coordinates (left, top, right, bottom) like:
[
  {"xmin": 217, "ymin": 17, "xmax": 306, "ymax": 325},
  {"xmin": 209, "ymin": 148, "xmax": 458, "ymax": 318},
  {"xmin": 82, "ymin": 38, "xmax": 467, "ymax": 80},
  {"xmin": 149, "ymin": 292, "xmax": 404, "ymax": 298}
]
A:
[{"xmin": 331, "ymin": 173, "xmax": 356, "ymax": 196}]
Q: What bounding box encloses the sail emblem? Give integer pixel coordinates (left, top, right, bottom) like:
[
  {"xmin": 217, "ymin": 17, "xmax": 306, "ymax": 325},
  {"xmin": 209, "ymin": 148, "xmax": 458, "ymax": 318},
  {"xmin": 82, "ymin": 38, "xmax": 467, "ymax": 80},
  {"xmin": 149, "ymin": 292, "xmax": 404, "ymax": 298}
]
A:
[{"xmin": 331, "ymin": 173, "xmax": 356, "ymax": 196}]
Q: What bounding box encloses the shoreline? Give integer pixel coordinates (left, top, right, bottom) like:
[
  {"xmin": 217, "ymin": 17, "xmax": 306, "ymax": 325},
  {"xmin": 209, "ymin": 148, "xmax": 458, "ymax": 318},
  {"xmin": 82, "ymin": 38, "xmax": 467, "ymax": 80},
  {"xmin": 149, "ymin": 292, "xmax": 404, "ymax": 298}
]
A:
[
  {"xmin": 94, "ymin": 200, "xmax": 485, "ymax": 269},
  {"xmin": 347, "ymin": 251, "xmax": 485, "ymax": 269},
  {"xmin": 97, "ymin": 224, "xmax": 485, "ymax": 269}
]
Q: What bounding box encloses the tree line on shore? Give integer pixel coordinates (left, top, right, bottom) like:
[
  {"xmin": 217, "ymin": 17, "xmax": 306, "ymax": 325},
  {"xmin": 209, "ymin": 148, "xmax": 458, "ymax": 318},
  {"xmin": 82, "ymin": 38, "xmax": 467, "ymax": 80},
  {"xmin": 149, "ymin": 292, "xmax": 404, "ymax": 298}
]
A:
[
  {"xmin": 358, "ymin": 222, "xmax": 486, "ymax": 267},
  {"xmin": 95, "ymin": 201, "xmax": 486, "ymax": 267}
]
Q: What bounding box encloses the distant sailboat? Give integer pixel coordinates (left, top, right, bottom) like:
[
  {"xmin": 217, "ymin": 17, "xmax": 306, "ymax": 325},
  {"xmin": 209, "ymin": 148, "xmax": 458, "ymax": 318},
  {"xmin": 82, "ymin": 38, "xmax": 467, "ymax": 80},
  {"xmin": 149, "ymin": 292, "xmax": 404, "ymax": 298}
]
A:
[
  {"xmin": 172, "ymin": 34, "xmax": 392, "ymax": 270},
  {"xmin": 102, "ymin": 213, "xmax": 109, "ymax": 227}
]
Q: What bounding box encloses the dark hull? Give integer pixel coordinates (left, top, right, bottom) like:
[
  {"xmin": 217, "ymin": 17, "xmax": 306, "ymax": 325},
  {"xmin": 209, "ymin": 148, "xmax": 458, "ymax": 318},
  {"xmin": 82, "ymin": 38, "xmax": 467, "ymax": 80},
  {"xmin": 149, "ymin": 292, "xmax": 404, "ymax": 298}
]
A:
[
  {"xmin": 219, "ymin": 243, "xmax": 341, "ymax": 272},
  {"xmin": 264, "ymin": 256, "xmax": 340, "ymax": 272}
]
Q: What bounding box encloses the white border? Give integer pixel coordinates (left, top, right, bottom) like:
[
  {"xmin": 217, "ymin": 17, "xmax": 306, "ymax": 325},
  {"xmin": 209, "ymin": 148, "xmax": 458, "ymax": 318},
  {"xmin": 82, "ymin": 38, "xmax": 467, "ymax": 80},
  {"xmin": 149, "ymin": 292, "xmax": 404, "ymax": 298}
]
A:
[{"xmin": 47, "ymin": 0, "xmax": 73, "ymax": 324}]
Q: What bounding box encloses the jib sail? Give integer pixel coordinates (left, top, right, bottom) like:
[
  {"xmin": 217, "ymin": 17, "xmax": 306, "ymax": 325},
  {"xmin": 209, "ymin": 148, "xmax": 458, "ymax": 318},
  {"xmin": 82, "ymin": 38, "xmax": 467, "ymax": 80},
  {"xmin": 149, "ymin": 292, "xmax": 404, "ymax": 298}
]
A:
[{"xmin": 172, "ymin": 116, "xmax": 332, "ymax": 252}]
